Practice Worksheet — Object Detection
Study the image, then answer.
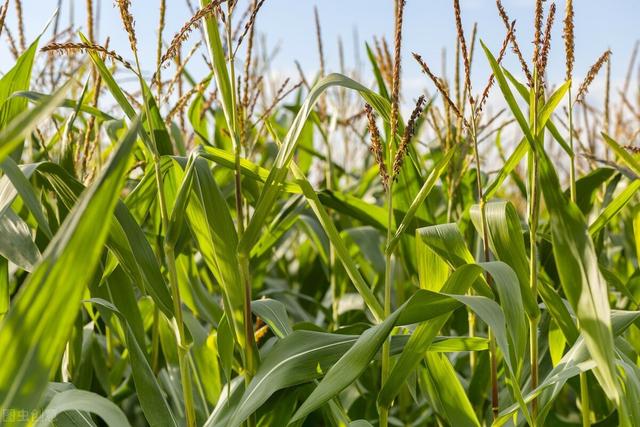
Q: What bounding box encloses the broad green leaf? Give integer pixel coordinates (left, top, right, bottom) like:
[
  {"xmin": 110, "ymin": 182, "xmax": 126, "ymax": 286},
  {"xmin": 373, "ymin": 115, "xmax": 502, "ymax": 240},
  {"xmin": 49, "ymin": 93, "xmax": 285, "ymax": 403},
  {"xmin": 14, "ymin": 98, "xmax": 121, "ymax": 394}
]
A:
[
  {"xmin": 470, "ymin": 201, "xmax": 539, "ymax": 318},
  {"xmin": 416, "ymin": 223, "xmax": 474, "ymax": 266},
  {"xmin": 200, "ymin": 0, "xmax": 235, "ymax": 137},
  {"xmin": 1, "ymin": 156, "xmax": 52, "ymax": 237},
  {"xmin": 217, "ymin": 315, "xmax": 234, "ymax": 386},
  {"xmin": 0, "ymin": 80, "xmax": 72, "ymax": 162},
  {"xmin": 251, "ymin": 196, "xmax": 304, "ymax": 259},
  {"xmin": 496, "ymin": 310, "xmax": 640, "ymax": 425},
  {"xmin": 377, "ymin": 264, "xmax": 481, "ymax": 410},
  {"xmin": 485, "ymin": 138, "xmax": 527, "ymax": 201},
  {"xmin": 290, "ymin": 301, "xmax": 404, "ymax": 422},
  {"xmin": 183, "ymin": 157, "xmax": 247, "ymax": 348},
  {"xmin": 15, "ymin": 90, "xmax": 116, "ymax": 121},
  {"xmin": 31, "ymin": 161, "xmax": 174, "ymax": 317},
  {"xmin": 139, "ymin": 81, "xmax": 174, "ymax": 155},
  {"xmin": 0, "ymin": 208, "xmax": 40, "ymax": 270},
  {"xmin": 227, "ymin": 331, "xmax": 358, "ymax": 427},
  {"xmin": 416, "ymin": 229, "xmax": 449, "ymax": 291},
  {"xmin": 34, "ymin": 389, "xmax": 130, "ymax": 427},
  {"xmin": 414, "ymin": 223, "xmax": 492, "ymax": 298},
  {"xmin": 0, "ymin": 119, "xmax": 138, "ymax": 412},
  {"xmin": 422, "ymin": 352, "xmax": 480, "ymax": 427},
  {"xmin": 228, "ymin": 279, "xmax": 491, "ymax": 426},
  {"xmin": 602, "ymin": 133, "xmax": 640, "ymax": 176},
  {"xmin": 379, "ymin": 262, "xmax": 526, "ymax": 409},
  {"xmin": 203, "ymin": 377, "xmax": 245, "ymax": 427},
  {"xmin": 252, "ymin": 299, "xmax": 293, "ymax": 338},
  {"xmin": 481, "ymin": 41, "xmax": 534, "ymax": 148},
  {"xmin": 291, "ymin": 262, "xmax": 526, "ymax": 423},
  {"xmin": 536, "ymin": 125, "xmax": 620, "ymax": 403},
  {"xmin": 617, "ymin": 354, "xmax": 640, "ymax": 426},
  {"xmin": 570, "ymin": 167, "xmax": 616, "ymax": 214},
  {"xmin": 0, "ymin": 38, "xmax": 39, "ymax": 129},
  {"xmin": 538, "ymin": 277, "xmax": 579, "ymax": 344},
  {"xmin": 589, "ymin": 180, "xmax": 640, "ymax": 235}
]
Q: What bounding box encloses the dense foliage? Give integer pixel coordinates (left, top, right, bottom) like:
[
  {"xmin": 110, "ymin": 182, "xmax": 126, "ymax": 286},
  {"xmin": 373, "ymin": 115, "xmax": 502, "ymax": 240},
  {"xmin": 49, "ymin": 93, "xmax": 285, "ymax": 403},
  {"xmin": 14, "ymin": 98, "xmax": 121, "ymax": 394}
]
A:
[{"xmin": 0, "ymin": 0, "xmax": 639, "ymax": 426}]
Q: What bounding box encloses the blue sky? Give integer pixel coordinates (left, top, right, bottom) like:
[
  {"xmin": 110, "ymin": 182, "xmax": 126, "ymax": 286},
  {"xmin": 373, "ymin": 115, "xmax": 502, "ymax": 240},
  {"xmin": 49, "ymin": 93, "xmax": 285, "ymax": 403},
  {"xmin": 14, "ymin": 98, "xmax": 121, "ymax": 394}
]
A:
[{"xmin": 1, "ymin": 1, "xmax": 637, "ymax": 104}]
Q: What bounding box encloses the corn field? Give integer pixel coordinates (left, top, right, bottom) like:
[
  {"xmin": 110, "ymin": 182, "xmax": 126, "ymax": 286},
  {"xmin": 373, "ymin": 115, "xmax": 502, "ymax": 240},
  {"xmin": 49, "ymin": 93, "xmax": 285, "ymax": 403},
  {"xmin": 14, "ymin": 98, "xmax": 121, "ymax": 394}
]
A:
[{"xmin": 1, "ymin": 0, "xmax": 640, "ymax": 425}]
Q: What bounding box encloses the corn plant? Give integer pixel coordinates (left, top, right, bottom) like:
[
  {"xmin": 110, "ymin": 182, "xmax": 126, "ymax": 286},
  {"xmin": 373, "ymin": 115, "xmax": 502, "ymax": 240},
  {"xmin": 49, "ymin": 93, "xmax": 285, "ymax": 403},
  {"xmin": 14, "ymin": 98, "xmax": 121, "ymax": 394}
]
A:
[{"xmin": 0, "ymin": 0, "xmax": 639, "ymax": 426}]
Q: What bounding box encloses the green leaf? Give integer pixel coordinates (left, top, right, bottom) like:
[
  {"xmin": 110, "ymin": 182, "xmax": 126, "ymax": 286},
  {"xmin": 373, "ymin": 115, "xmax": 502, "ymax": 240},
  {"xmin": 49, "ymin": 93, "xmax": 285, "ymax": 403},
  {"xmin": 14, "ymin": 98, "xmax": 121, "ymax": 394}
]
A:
[
  {"xmin": 422, "ymin": 352, "xmax": 481, "ymax": 427},
  {"xmin": 200, "ymin": 0, "xmax": 235, "ymax": 136},
  {"xmin": 227, "ymin": 331, "xmax": 358, "ymax": 427},
  {"xmin": 290, "ymin": 262, "xmax": 526, "ymax": 423},
  {"xmin": 0, "ymin": 38, "xmax": 39, "ymax": 129},
  {"xmin": 536, "ymin": 126, "xmax": 620, "ymax": 403},
  {"xmin": 217, "ymin": 315, "xmax": 235, "ymax": 386},
  {"xmin": 34, "ymin": 389, "xmax": 130, "ymax": 427},
  {"xmin": 379, "ymin": 262, "xmax": 526, "ymax": 409},
  {"xmin": 290, "ymin": 302, "xmax": 404, "ymax": 422},
  {"xmin": 0, "ymin": 80, "xmax": 72, "ymax": 162},
  {"xmin": 470, "ymin": 201, "xmax": 539, "ymax": 318},
  {"xmin": 31, "ymin": 161, "xmax": 174, "ymax": 317},
  {"xmin": 0, "ymin": 208, "xmax": 40, "ymax": 270},
  {"xmin": 15, "ymin": 90, "xmax": 116, "ymax": 121},
  {"xmin": 484, "ymin": 138, "xmax": 528, "ymax": 201},
  {"xmin": 602, "ymin": 133, "xmax": 640, "ymax": 175},
  {"xmin": 387, "ymin": 148, "xmax": 455, "ymax": 253},
  {"xmin": 0, "ymin": 119, "xmax": 138, "ymax": 411},
  {"xmin": 480, "ymin": 41, "xmax": 534, "ymax": 148},
  {"xmin": 78, "ymin": 33, "xmax": 172, "ymax": 155},
  {"xmin": 89, "ymin": 298, "xmax": 178, "ymax": 427},
  {"xmin": 239, "ymin": 73, "xmax": 390, "ymax": 255},
  {"xmin": 292, "ymin": 164, "xmax": 384, "ymax": 320},
  {"xmin": 252, "ymin": 299, "xmax": 293, "ymax": 338},
  {"xmin": 183, "ymin": 156, "xmax": 247, "ymax": 348},
  {"xmin": 0, "ymin": 256, "xmax": 7, "ymax": 316},
  {"xmin": 589, "ymin": 180, "xmax": 640, "ymax": 235},
  {"xmin": 0, "ymin": 156, "xmax": 52, "ymax": 237},
  {"xmin": 377, "ymin": 265, "xmax": 481, "ymax": 410},
  {"xmin": 503, "ymin": 68, "xmax": 573, "ymax": 156},
  {"xmin": 496, "ymin": 310, "xmax": 640, "ymax": 425},
  {"xmin": 365, "ymin": 42, "xmax": 390, "ymax": 100}
]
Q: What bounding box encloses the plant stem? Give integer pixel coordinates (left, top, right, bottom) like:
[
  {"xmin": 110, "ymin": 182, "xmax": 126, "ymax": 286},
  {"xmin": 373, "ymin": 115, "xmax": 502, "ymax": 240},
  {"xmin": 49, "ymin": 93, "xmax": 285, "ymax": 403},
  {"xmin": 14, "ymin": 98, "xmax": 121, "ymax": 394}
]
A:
[
  {"xmin": 133, "ymin": 41, "xmax": 196, "ymax": 424},
  {"xmin": 164, "ymin": 242, "xmax": 196, "ymax": 427},
  {"xmin": 568, "ymin": 87, "xmax": 577, "ymax": 202},
  {"xmin": 380, "ymin": 180, "xmax": 394, "ymax": 427},
  {"xmin": 469, "ymin": 103, "xmax": 498, "ymax": 419},
  {"xmin": 489, "ymin": 329, "xmax": 499, "ymax": 420},
  {"xmin": 153, "ymin": 154, "xmax": 196, "ymax": 426},
  {"xmin": 323, "ymin": 126, "xmax": 339, "ymax": 329},
  {"xmin": 150, "ymin": 152, "xmax": 196, "ymax": 426},
  {"xmin": 529, "ymin": 70, "xmax": 544, "ymax": 419},
  {"xmin": 239, "ymin": 252, "xmax": 258, "ymax": 380},
  {"xmin": 580, "ymin": 372, "xmax": 591, "ymax": 427},
  {"xmin": 151, "ymin": 307, "xmax": 160, "ymax": 373},
  {"xmin": 224, "ymin": 6, "xmax": 259, "ymax": 415}
]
